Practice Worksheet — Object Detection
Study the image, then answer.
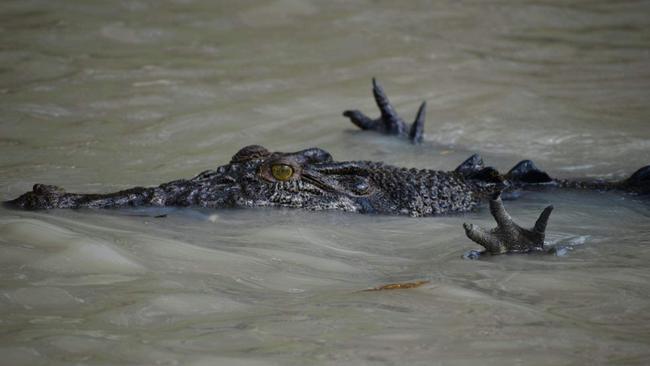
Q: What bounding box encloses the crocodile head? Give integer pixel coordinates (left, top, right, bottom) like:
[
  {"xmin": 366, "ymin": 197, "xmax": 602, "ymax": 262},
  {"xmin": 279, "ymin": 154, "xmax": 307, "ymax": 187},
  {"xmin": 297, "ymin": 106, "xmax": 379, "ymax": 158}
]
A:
[
  {"xmin": 194, "ymin": 144, "xmax": 479, "ymax": 216},
  {"xmin": 206, "ymin": 145, "xmax": 383, "ymax": 213},
  {"xmin": 6, "ymin": 144, "xmax": 480, "ymax": 215}
]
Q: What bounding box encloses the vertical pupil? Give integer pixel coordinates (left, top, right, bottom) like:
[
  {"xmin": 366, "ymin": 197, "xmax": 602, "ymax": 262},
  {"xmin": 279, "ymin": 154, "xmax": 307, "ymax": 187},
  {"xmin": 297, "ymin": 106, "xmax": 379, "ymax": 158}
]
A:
[{"xmin": 272, "ymin": 164, "xmax": 294, "ymax": 180}]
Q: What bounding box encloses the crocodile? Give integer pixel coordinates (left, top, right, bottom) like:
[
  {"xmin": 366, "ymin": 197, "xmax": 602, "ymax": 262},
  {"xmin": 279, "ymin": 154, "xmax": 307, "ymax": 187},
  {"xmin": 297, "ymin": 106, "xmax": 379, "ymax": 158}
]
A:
[
  {"xmin": 6, "ymin": 144, "xmax": 650, "ymax": 255},
  {"xmin": 5, "ymin": 79, "xmax": 650, "ymax": 255}
]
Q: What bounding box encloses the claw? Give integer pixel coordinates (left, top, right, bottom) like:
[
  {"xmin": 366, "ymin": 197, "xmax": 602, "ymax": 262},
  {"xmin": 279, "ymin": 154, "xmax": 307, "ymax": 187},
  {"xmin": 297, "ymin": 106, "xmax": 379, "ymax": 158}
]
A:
[
  {"xmin": 408, "ymin": 101, "xmax": 426, "ymax": 143},
  {"xmin": 463, "ymin": 193, "xmax": 553, "ymax": 255},
  {"xmin": 342, "ymin": 110, "xmax": 374, "ymax": 130},
  {"xmin": 488, "ymin": 192, "xmax": 515, "ymax": 230},
  {"xmin": 533, "ymin": 205, "xmax": 554, "ymax": 233},
  {"xmin": 463, "ymin": 222, "xmax": 506, "ymax": 254},
  {"xmin": 343, "ymin": 78, "xmax": 427, "ymax": 143},
  {"xmin": 372, "ymin": 77, "xmax": 404, "ymax": 134}
]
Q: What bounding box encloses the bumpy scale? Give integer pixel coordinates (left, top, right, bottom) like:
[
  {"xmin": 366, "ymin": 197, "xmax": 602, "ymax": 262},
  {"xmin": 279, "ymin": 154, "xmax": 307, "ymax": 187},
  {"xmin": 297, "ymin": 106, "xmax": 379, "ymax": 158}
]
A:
[{"xmin": 6, "ymin": 145, "xmax": 650, "ymax": 254}]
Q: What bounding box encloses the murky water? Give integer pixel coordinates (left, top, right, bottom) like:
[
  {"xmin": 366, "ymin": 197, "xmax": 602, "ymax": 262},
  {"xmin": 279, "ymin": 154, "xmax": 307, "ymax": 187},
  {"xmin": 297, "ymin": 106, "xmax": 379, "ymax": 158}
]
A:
[{"xmin": 1, "ymin": 1, "xmax": 650, "ymax": 365}]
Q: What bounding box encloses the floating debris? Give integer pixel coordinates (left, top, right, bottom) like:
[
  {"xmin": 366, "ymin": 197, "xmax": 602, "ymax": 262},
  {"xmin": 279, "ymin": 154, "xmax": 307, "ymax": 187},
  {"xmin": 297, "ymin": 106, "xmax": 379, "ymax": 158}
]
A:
[{"xmin": 363, "ymin": 280, "xmax": 430, "ymax": 292}]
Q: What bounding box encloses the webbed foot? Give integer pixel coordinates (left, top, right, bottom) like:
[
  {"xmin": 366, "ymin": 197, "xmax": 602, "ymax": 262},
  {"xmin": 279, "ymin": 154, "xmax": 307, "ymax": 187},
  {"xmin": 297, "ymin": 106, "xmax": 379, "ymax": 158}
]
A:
[
  {"xmin": 343, "ymin": 78, "xmax": 426, "ymax": 143},
  {"xmin": 463, "ymin": 192, "xmax": 553, "ymax": 255}
]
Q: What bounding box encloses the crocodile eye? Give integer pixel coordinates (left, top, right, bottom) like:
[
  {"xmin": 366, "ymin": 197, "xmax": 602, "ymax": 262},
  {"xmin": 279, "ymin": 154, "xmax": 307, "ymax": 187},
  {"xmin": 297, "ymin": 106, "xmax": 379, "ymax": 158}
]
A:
[{"xmin": 271, "ymin": 164, "xmax": 294, "ymax": 181}]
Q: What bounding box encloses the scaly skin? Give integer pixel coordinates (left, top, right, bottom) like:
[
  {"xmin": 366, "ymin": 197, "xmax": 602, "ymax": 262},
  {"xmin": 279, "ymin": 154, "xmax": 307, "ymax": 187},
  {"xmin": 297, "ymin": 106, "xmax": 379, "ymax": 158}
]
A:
[
  {"xmin": 6, "ymin": 144, "xmax": 649, "ymax": 256},
  {"xmin": 342, "ymin": 78, "xmax": 649, "ymax": 254},
  {"xmin": 6, "ymin": 145, "xmax": 499, "ymax": 216},
  {"xmin": 9, "ymin": 77, "xmax": 650, "ymax": 255}
]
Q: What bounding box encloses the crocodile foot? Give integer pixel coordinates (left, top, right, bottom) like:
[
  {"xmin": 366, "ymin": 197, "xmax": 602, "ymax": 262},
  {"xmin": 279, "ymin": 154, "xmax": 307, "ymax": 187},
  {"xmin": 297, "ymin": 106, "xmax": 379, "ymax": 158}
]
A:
[
  {"xmin": 463, "ymin": 192, "xmax": 553, "ymax": 255},
  {"xmin": 343, "ymin": 78, "xmax": 426, "ymax": 143}
]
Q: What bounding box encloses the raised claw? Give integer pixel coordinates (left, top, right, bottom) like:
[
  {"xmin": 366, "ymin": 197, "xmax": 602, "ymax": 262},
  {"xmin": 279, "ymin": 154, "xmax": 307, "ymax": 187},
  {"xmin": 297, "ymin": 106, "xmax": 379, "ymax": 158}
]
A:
[
  {"xmin": 342, "ymin": 110, "xmax": 375, "ymax": 130},
  {"xmin": 342, "ymin": 78, "xmax": 426, "ymax": 143},
  {"xmin": 409, "ymin": 101, "xmax": 426, "ymax": 143},
  {"xmin": 463, "ymin": 192, "xmax": 553, "ymax": 255}
]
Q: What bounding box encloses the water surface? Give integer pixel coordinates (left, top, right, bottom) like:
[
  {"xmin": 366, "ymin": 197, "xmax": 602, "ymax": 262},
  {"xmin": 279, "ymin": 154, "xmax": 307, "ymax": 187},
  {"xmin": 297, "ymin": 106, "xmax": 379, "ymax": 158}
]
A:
[{"xmin": 1, "ymin": 1, "xmax": 650, "ymax": 365}]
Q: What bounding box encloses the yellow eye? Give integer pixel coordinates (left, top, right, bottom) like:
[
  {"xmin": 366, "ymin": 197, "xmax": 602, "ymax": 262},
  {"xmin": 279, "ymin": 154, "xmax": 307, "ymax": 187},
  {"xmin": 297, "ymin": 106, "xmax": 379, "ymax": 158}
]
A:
[{"xmin": 271, "ymin": 164, "xmax": 294, "ymax": 181}]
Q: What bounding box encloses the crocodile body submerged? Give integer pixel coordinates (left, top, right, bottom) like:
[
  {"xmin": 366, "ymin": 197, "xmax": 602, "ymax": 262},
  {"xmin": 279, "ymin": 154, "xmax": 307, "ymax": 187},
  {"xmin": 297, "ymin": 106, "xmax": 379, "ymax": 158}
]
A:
[
  {"xmin": 7, "ymin": 145, "xmax": 491, "ymax": 214},
  {"xmin": 6, "ymin": 144, "xmax": 649, "ymax": 255},
  {"xmin": 8, "ymin": 143, "xmax": 649, "ymax": 214},
  {"xmin": 6, "ymin": 79, "xmax": 650, "ymax": 254}
]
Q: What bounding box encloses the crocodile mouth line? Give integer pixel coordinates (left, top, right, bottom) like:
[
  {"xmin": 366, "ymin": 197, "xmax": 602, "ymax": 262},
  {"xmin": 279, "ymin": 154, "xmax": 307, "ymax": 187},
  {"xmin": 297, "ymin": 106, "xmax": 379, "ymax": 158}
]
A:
[{"xmin": 301, "ymin": 170, "xmax": 361, "ymax": 197}]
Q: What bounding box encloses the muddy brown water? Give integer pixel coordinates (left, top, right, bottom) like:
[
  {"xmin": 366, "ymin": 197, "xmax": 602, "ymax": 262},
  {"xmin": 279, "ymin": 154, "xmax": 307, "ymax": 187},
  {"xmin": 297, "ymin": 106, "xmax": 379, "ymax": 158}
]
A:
[{"xmin": 1, "ymin": 1, "xmax": 649, "ymax": 365}]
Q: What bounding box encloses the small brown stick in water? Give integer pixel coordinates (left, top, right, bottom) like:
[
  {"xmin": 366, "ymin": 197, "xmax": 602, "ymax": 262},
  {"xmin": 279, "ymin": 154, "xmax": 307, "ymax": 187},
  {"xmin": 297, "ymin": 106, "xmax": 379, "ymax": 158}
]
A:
[{"xmin": 363, "ymin": 280, "xmax": 430, "ymax": 292}]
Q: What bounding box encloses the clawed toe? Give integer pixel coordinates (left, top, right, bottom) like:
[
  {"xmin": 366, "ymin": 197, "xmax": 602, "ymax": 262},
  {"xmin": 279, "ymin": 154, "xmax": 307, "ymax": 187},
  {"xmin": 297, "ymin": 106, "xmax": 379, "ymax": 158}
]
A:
[
  {"xmin": 343, "ymin": 78, "xmax": 426, "ymax": 143},
  {"xmin": 342, "ymin": 110, "xmax": 375, "ymax": 130},
  {"xmin": 463, "ymin": 192, "xmax": 553, "ymax": 255}
]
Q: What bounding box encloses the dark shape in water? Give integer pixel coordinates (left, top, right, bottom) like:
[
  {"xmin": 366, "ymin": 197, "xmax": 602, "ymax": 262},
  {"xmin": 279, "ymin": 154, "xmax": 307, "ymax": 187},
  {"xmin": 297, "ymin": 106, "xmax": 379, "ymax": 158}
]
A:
[
  {"xmin": 343, "ymin": 78, "xmax": 426, "ymax": 143},
  {"xmin": 5, "ymin": 145, "xmax": 649, "ymax": 254},
  {"xmin": 463, "ymin": 191, "xmax": 553, "ymax": 255}
]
